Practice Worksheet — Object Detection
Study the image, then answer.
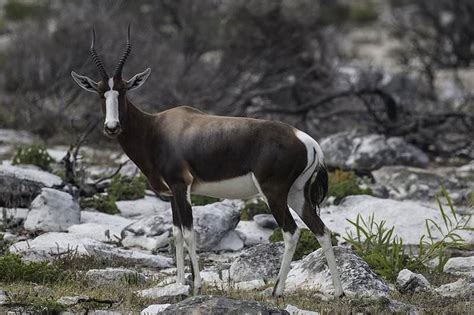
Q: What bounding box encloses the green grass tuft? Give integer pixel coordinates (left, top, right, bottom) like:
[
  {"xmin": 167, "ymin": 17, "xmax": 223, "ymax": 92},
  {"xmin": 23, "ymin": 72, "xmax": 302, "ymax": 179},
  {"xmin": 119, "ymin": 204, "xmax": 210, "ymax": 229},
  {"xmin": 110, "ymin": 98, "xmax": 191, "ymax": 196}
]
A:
[
  {"xmin": 12, "ymin": 144, "xmax": 53, "ymax": 171},
  {"xmin": 240, "ymin": 199, "xmax": 271, "ymax": 220},
  {"xmin": 79, "ymin": 194, "xmax": 119, "ymax": 215},
  {"xmin": 191, "ymin": 195, "xmax": 220, "ymax": 206},
  {"xmin": 328, "ymin": 170, "xmax": 372, "ymax": 202}
]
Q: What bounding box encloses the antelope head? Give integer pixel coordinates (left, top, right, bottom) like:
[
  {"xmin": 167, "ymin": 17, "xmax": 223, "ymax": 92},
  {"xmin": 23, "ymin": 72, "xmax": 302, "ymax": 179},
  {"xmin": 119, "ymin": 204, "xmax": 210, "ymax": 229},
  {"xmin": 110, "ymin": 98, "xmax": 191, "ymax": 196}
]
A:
[{"xmin": 71, "ymin": 26, "xmax": 151, "ymax": 138}]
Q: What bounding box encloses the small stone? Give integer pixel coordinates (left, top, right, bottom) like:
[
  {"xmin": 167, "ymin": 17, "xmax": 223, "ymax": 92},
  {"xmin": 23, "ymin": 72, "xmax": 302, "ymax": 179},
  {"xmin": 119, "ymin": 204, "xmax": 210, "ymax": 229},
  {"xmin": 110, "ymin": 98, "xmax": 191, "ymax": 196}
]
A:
[
  {"xmin": 443, "ymin": 256, "xmax": 474, "ymax": 275},
  {"xmin": 235, "ymin": 220, "xmax": 273, "ymax": 246},
  {"xmin": 85, "ymin": 268, "xmax": 146, "ymax": 286},
  {"xmin": 57, "ymin": 295, "xmax": 90, "ymax": 306},
  {"xmin": 253, "ymin": 214, "xmax": 278, "ymax": 229},
  {"xmin": 136, "ymin": 283, "xmax": 190, "ymax": 300},
  {"xmin": 141, "ymin": 304, "xmax": 171, "ymax": 314},
  {"xmin": 396, "ymin": 269, "xmax": 430, "ymax": 293},
  {"xmin": 214, "ymin": 230, "xmax": 244, "ymax": 251},
  {"xmin": 234, "ymin": 279, "xmax": 266, "ymax": 291},
  {"xmin": 285, "ymin": 304, "xmax": 320, "ymax": 315},
  {"xmin": 0, "ymin": 289, "xmax": 10, "ymax": 305}
]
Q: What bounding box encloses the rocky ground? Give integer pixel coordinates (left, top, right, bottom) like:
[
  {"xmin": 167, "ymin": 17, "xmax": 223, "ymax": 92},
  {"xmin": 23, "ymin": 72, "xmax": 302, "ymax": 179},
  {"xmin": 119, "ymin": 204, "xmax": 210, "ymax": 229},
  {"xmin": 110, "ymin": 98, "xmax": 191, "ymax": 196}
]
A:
[{"xmin": 0, "ymin": 129, "xmax": 473, "ymax": 314}]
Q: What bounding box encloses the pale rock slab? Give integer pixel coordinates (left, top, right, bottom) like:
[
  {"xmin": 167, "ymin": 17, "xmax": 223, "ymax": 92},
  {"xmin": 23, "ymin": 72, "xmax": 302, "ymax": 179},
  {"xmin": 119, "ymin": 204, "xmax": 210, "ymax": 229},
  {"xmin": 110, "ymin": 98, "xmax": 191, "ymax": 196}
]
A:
[
  {"xmin": 230, "ymin": 243, "xmax": 284, "ymax": 282},
  {"xmin": 321, "ymin": 195, "xmax": 473, "ymax": 246},
  {"xmin": 24, "ymin": 188, "xmax": 80, "ymax": 232},
  {"xmin": 285, "ymin": 246, "xmax": 389, "ymax": 297}
]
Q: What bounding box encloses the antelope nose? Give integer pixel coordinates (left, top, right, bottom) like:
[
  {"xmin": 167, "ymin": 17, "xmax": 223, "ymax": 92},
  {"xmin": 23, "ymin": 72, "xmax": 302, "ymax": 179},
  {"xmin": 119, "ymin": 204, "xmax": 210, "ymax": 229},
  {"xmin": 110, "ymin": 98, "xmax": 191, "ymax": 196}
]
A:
[{"xmin": 104, "ymin": 121, "xmax": 121, "ymax": 135}]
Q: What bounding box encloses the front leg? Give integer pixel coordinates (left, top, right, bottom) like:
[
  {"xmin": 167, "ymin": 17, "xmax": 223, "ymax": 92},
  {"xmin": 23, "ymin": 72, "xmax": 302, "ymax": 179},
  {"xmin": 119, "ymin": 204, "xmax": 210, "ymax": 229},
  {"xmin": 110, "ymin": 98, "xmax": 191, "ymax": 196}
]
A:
[
  {"xmin": 170, "ymin": 182, "xmax": 202, "ymax": 294},
  {"xmin": 171, "ymin": 200, "xmax": 186, "ymax": 285}
]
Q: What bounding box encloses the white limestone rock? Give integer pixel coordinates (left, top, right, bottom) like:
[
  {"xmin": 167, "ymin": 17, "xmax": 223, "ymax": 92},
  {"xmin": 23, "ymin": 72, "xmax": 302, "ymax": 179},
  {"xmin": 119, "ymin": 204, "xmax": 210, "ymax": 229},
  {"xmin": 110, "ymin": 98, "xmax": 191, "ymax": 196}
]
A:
[
  {"xmin": 235, "ymin": 220, "xmax": 273, "ymax": 246},
  {"xmin": 321, "ymin": 195, "xmax": 474, "ymax": 246},
  {"xmin": 24, "ymin": 188, "xmax": 80, "ymax": 232},
  {"xmin": 443, "ymin": 256, "xmax": 474, "ymax": 275},
  {"xmin": 0, "ymin": 164, "xmax": 62, "ymax": 187},
  {"xmin": 116, "ymin": 196, "xmax": 171, "ymax": 218},
  {"xmin": 193, "ymin": 200, "xmax": 242, "ymax": 251},
  {"xmin": 320, "ymin": 131, "xmax": 429, "ymax": 170},
  {"xmin": 136, "ymin": 283, "xmax": 190, "ymax": 299},
  {"xmin": 230, "ymin": 243, "xmax": 284, "ymax": 282},
  {"xmin": 214, "ymin": 230, "xmax": 244, "ymax": 252},
  {"xmin": 435, "ymin": 278, "xmax": 474, "ymax": 298},
  {"xmin": 285, "ymin": 304, "xmax": 319, "ymax": 315},
  {"xmin": 0, "ymin": 289, "xmax": 9, "ymax": 305},
  {"xmin": 85, "ymin": 268, "xmax": 146, "ymax": 286},
  {"xmin": 285, "ymin": 246, "xmax": 389, "ymax": 297},
  {"xmin": 141, "ymin": 304, "xmax": 171, "ymax": 314},
  {"xmin": 396, "ymin": 269, "xmax": 430, "ymax": 293}
]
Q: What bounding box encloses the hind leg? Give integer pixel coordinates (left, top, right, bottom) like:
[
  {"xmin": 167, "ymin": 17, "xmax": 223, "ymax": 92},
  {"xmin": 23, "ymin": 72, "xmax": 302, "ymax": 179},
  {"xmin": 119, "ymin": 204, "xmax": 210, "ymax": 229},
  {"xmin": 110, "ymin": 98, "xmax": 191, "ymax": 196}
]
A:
[
  {"xmin": 289, "ymin": 189, "xmax": 344, "ymax": 297},
  {"xmin": 253, "ymin": 176, "xmax": 299, "ymax": 297}
]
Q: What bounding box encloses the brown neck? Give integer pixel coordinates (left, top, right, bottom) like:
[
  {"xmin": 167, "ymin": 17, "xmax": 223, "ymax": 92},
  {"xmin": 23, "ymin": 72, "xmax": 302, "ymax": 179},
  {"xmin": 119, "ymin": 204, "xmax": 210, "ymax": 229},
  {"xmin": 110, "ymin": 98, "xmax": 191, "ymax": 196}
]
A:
[{"xmin": 117, "ymin": 97, "xmax": 154, "ymax": 173}]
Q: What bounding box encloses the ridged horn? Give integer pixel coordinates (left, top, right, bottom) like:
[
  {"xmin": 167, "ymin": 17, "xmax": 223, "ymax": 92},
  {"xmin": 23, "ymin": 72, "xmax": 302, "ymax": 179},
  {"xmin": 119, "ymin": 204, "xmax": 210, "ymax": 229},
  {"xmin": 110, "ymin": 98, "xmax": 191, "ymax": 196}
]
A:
[
  {"xmin": 90, "ymin": 29, "xmax": 109, "ymax": 82},
  {"xmin": 113, "ymin": 24, "xmax": 131, "ymax": 79}
]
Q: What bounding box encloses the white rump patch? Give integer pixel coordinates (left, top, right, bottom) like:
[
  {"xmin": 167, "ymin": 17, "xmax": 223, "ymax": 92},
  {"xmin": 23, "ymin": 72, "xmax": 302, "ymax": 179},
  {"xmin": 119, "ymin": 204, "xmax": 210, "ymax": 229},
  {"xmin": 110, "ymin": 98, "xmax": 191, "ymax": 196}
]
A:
[
  {"xmin": 104, "ymin": 78, "xmax": 120, "ymax": 129},
  {"xmin": 191, "ymin": 173, "xmax": 259, "ymax": 199},
  {"xmin": 288, "ymin": 129, "xmax": 324, "ymax": 214}
]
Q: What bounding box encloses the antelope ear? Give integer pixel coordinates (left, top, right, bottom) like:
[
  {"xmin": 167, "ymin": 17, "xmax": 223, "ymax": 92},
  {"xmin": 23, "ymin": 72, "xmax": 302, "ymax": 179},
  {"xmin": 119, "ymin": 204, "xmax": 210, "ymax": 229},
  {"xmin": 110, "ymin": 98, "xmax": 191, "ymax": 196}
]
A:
[
  {"xmin": 71, "ymin": 71, "xmax": 99, "ymax": 93},
  {"xmin": 126, "ymin": 68, "xmax": 151, "ymax": 91}
]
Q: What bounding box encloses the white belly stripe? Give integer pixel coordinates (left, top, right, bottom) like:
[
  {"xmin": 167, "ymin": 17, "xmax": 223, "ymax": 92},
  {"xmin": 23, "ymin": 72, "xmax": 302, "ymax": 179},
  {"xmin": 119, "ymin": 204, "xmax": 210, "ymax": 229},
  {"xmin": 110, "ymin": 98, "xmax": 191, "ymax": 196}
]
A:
[{"xmin": 191, "ymin": 173, "xmax": 259, "ymax": 199}]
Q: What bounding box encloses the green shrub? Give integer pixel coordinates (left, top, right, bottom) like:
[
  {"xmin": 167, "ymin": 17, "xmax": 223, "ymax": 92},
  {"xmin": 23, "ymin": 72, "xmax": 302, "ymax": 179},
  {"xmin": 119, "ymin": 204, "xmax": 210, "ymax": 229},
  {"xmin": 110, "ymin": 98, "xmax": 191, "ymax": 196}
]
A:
[
  {"xmin": 108, "ymin": 174, "xmax": 147, "ymax": 201},
  {"xmin": 328, "ymin": 170, "xmax": 372, "ymax": 202},
  {"xmin": 240, "ymin": 199, "xmax": 271, "ymax": 220},
  {"xmin": 344, "ymin": 190, "xmax": 473, "ymax": 281},
  {"xmin": 12, "ymin": 144, "xmax": 53, "ymax": 171},
  {"xmin": 468, "ymin": 190, "xmax": 474, "ymax": 208},
  {"xmin": 80, "ymin": 194, "xmax": 119, "ymax": 215},
  {"xmin": 0, "ymin": 253, "xmax": 70, "ymax": 284},
  {"xmin": 4, "ymin": 0, "xmax": 49, "ymax": 21},
  {"xmin": 270, "ymin": 228, "xmax": 338, "ymax": 260},
  {"xmin": 191, "ymin": 195, "xmax": 220, "ymax": 206},
  {"xmin": 349, "ymin": 0, "xmax": 378, "ymax": 24}
]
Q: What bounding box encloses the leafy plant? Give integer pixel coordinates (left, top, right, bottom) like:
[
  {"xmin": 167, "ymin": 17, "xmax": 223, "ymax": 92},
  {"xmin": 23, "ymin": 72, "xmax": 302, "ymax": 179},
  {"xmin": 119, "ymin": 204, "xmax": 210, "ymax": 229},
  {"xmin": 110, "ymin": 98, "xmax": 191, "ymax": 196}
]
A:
[
  {"xmin": 4, "ymin": 0, "xmax": 49, "ymax": 21},
  {"xmin": 108, "ymin": 174, "xmax": 147, "ymax": 201},
  {"xmin": 328, "ymin": 170, "xmax": 372, "ymax": 202},
  {"xmin": 80, "ymin": 194, "xmax": 119, "ymax": 215},
  {"xmin": 240, "ymin": 199, "xmax": 271, "ymax": 220},
  {"xmin": 12, "ymin": 144, "xmax": 53, "ymax": 171},
  {"xmin": 344, "ymin": 213, "xmax": 418, "ymax": 281},
  {"xmin": 417, "ymin": 189, "xmax": 473, "ymax": 272},
  {"xmin": 270, "ymin": 228, "xmax": 338, "ymax": 261},
  {"xmin": 344, "ymin": 190, "xmax": 473, "ymax": 281},
  {"xmin": 191, "ymin": 195, "xmax": 220, "ymax": 206}
]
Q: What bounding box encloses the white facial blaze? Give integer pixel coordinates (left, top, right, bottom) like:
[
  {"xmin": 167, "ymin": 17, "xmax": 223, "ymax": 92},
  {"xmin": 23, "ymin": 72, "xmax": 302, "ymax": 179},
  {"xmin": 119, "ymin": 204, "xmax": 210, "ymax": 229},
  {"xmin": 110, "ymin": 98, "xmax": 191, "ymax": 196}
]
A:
[{"xmin": 104, "ymin": 78, "xmax": 120, "ymax": 129}]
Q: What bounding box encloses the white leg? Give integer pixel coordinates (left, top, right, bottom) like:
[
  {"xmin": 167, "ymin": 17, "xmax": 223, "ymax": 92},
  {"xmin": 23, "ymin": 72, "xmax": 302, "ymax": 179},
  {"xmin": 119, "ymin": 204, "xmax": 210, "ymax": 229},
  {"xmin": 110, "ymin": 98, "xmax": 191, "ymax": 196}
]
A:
[
  {"xmin": 273, "ymin": 228, "xmax": 300, "ymax": 297},
  {"xmin": 173, "ymin": 225, "xmax": 185, "ymax": 285},
  {"xmin": 316, "ymin": 228, "xmax": 343, "ymax": 297},
  {"xmin": 182, "ymin": 228, "xmax": 201, "ymax": 294}
]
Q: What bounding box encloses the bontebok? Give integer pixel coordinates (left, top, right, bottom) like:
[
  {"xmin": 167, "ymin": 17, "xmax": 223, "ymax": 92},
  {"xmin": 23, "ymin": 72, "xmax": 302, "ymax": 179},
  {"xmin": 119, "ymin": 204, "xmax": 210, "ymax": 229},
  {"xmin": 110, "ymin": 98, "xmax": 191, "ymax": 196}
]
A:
[{"xmin": 71, "ymin": 26, "xmax": 344, "ymax": 297}]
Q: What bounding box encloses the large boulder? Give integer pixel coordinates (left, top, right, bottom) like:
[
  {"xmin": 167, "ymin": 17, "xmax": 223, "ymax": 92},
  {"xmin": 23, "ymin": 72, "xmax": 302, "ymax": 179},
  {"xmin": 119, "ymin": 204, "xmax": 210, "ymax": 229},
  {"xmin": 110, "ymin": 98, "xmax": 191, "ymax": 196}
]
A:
[
  {"xmin": 9, "ymin": 232, "xmax": 172, "ymax": 268},
  {"xmin": 0, "ymin": 164, "xmax": 62, "ymax": 208},
  {"xmin": 321, "ymin": 195, "xmax": 474, "ymax": 246},
  {"xmin": 193, "ymin": 200, "xmax": 242, "ymax": 251},
  {"xmin": 235, "ymin": 220, "xmax": 273, "ymax": 246},
  {"xmin": 285, "ymin": 246, "xmax": 389, "ymax": 297},
  {"xmin": 320, "ymin": 131, "xmax": 429, "ymax": 170},
  {"xmin": 372, "ymin": 166, "xmax": 470, "ymax": 201},
  {"xmin": 230, "ymin": 243, "xmax": 284, "ymax": 282},
  {"xmin": 161, "ymin": 296, "xmax": 289, "ymax": 315},
  {"xmin": 435, "ymin": 278, "xmax": 474, "ymax": 298},
  {"xmin": 24, "ymin": 188, "xmax": 80, "ymax": 232}
]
